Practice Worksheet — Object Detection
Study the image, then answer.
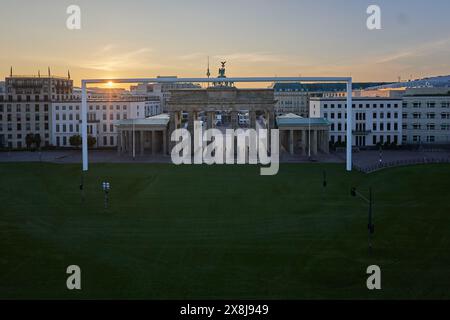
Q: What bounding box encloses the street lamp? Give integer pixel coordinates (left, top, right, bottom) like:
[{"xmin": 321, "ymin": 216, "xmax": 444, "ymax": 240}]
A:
[
  {"xmin": 102, "ymin": 181, "xmax": 111, "ymax": 209},
  {"xmin": 351, "ymin": 186, "xmax": 374, "ymax": 254},
  {"xmin": 132, "ymin": 119, "xmax": 136, "ymax": 160}
]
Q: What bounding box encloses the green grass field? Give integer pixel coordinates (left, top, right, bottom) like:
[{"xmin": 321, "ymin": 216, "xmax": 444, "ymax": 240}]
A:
[{"xmin": 1, "ymin": 162, "xmax": 450, "ymax": 299}]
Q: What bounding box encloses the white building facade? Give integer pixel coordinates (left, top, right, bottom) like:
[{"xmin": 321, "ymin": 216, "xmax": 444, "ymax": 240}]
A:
[
  {"xmin": 52, "ymin": 96, "xmax": 160, "ymax": 148},
  {"xmin": 0, "ymin": 75, "xmax": 73, "ymax": 149},
  {"xmin": 273, "ymin": 83, "xmax": 309, "ymax": 117},
  {"xmin": 402, "ymin": 88, "xmax": 450, "ymax": 145},
  {"xmin": 310, "ymin": 97, "xmax": 403, "ymax": 147}
]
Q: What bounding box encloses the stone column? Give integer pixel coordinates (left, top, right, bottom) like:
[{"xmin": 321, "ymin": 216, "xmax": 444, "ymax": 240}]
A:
[
  {"xmin": 301, "ymin": 130, "xmax": 306, "ymax": 156},
  {"xmin": 289, "ymin": 130, "xmax": 294, "ymax": 155},
  {"xmin": 322, "ymin": 131, "xmax": 326, "ymax": 152},
  {"xmin": 140, "ymin": 130, "xmax": 145, "ymax": 155},
  {"xmin": 312, "ymin": 130, "xmax": 318, "ymax": 155},
  {"xmin": 163, "ymin": 129, "xmax": 167, "ymax": 155},
  {"xmin": 169, "ymin": 111, "xmax": 177, "ymax": 151},
  {"xmin": 250, "ymin": 111, "xmax": 256, "ymax": 129},
  {"xmin": 207, "ymin": 111, "xmax": 215, "ymax": 129},
  {"xmin": 319, "ymin": 131, "xmax": 324, "ymax": 153},
  {"xmin": 188, "ymin": 111, "xmax": 199, "ymax": 135},
  {"xmin": 188, "ymin": 111, "xmax": 199, "ymax": 154},
  {"xmin": 231, "ymin": 111, "xmax": 238, "ymax": 129},
  {"xmin": 117, "ymin": 130, "xmax": 121, "ymax": 155},
  {"xmin": 169, "ymin": 111, "xmax": 176, "ymax": 132},
  {"xmin": 264, "ymin": 111, "xmax": 275, "ymax": 129},
  {"xmin": 128, "ymin": 130, "xmax": 132, "ymax": 155},
  {"xmin": 152, "ymin": 130, "xmax": 156, "ymax": 155},
  {"xmin": 266, "ymin": 111, "xmax": 276, "ymax": 152}
]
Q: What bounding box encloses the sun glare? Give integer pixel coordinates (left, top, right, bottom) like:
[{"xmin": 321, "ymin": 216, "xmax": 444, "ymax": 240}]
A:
[{"xmin": 106, "ymin": 81, "xmax": 114, "ymax": 88}]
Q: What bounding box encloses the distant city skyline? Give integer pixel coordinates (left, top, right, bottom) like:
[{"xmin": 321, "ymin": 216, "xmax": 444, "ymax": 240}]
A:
[{"xmin": 1, "ymin": 0, "xmax": 450, "ymax": 87}]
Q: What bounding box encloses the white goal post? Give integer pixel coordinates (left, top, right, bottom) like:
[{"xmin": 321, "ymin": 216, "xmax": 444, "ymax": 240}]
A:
[{"xmin": 81, "ymin": 77, "xmax": 353, "ymax": 171}]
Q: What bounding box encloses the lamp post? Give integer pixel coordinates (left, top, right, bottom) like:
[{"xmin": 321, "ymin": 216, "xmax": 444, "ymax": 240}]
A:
[
  {"xmin": 321, "ymin": 170, "xmax": 327, "ymax": 201},
  {"xmin": 351, "ymin": 186, "xmax": 374, "ymax": 254},
  {"xmin": 102, "ymin": 181, "xmax": 111, "ymax": 209},
  {"xmin": 132, "ymin": 119, "xmax": 135, "ymax": 160},
  {"xmin": 80, "ymin": 173, "xmax": 85, "ymax": 203}
]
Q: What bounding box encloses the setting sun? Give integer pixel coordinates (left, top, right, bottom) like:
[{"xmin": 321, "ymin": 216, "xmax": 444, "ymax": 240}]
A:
[{"xmin": 106, "ymin": 81, "xmax": 114, "ymax": 88}]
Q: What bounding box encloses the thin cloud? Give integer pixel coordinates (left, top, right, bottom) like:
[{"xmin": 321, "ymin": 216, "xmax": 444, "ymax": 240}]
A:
[
  {"xmin": 83, "ymin": 47, "xmax": 156, "ymax": 71},
  {"xmin": 178, "ymin": 52, "xmax": 207, "ymax": 61},
  {"xmin": 213, "ymin": 52, "xmax": 285, "ymax": 64},
  {"xmin": 375, "ymin": 38, "xmax": 450, "ymax": 64}
]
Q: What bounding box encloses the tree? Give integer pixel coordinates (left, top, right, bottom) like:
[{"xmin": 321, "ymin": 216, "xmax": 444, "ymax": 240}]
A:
[
  {"xmin": 34, "ymin": 134, "xmax": 41, "ymax": 149},
  {"xmin": 69, "ymin": 135, "xmax": 82, "ymax": 148},
  {"xmin": 87, "ymin": 135, "xmax": 97, "ymax": 149},
  {"xmin": 25, "ymin": 134, "xmax": 35, "ymax": 149}
]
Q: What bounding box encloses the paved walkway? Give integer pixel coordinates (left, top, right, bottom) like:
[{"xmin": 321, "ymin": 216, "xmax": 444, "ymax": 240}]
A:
[
  {"xmin": 1, "ymin": 149, "xmax": 450, "ymax": 168},
  {"xmin": 0, "ymin": 150, "xmax": 171, "ymax": 164}
]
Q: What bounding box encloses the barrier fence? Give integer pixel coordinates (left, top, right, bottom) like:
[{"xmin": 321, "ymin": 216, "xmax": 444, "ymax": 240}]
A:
[{"xmin": 353, "ymin": 157, "xmax": 450, "ymax": 174}]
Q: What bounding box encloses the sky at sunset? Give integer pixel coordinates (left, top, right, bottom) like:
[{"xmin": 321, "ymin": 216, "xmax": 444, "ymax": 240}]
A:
[{"xmin": 1, "ymin": 0, "xmax": 450, "ymax": 87}]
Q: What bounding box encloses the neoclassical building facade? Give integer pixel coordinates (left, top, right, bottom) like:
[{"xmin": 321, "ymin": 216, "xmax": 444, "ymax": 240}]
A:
[{"xmin": 115, "ymin": 84, "xmax": 331, "ymax": 157}]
